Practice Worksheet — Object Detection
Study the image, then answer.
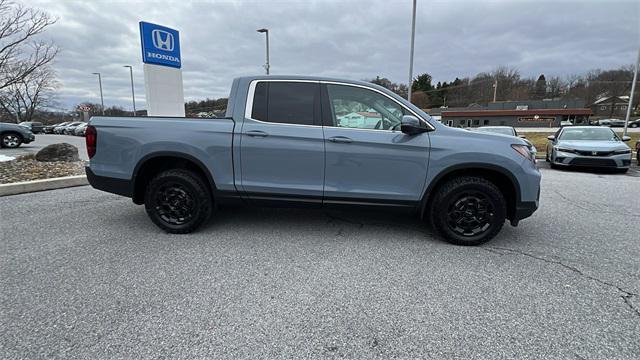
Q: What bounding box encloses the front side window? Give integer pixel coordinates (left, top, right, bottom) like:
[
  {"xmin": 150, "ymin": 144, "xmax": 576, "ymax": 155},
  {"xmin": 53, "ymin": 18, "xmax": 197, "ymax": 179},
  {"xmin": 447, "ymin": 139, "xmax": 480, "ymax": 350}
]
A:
[
  {"xmin": 325, "ymin": 84, "xmax": 406, "ymax": 130},
  {"xmin": 251, "ymin": 82, "xmax": 319, "ymax": 125}
]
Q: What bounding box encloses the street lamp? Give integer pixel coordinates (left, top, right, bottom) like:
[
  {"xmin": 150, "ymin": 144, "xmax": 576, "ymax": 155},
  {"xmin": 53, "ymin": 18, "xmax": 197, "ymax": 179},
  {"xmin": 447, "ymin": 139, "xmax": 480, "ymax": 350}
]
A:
[
  {"xmin": 256, "ymin": 28, "xmax": 270, "ymax": 75},
  {"xmin": 407, "ymin": 0, "xmax": 416, "ymax": 102},
  {"xmin": 123, "ymin": 65, "xmax": 137, "ymax": 116},
  {"xmin": 91, "ymin": 72, "xmax": 105, "ymax": 115}
]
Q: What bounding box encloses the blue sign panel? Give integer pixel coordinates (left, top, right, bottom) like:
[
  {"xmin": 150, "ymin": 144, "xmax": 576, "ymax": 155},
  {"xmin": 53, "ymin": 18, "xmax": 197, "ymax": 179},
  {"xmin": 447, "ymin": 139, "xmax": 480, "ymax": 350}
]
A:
[{"xmin": 139, "ymin": 21, "xmax": 181, "ymax": 68}]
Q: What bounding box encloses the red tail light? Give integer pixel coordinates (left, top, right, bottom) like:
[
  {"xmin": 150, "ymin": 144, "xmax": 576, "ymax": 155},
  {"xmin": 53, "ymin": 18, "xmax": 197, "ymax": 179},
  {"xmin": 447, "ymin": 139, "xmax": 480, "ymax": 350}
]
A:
[{"xmin": 86, "ymin": 125, "xmax": 97, "ymax": 159}]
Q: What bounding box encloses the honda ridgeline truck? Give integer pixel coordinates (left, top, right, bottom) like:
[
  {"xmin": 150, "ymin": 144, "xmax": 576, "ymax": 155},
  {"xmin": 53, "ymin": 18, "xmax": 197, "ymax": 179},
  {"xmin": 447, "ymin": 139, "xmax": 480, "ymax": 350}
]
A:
[{"xmin": 85, "ymin": 76, "xmax": 541, "ymax": 245}]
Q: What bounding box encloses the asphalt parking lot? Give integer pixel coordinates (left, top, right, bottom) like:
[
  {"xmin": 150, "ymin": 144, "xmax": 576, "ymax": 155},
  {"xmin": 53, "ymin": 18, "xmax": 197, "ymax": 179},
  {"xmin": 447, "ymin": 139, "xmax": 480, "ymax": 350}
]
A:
[
  {"xmin": 0, "ymin": 134, "xmax": 88, "ymax": 160},
  {"xmin": 1, "ymin": 167, "xmax": 639, "ymax": 359}
]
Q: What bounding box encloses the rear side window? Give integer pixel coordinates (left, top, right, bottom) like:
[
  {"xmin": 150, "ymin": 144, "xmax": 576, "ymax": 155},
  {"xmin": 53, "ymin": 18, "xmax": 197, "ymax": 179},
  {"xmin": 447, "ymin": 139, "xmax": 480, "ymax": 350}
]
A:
[{"xmin": 250, "ymin": 82, "xmax": 318, "ymax": 125}]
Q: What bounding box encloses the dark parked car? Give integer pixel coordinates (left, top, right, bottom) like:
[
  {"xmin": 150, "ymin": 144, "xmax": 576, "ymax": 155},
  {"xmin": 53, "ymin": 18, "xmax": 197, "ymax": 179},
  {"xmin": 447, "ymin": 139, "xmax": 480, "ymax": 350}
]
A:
[
  {"xmin": 0, "ymin": 122, "xmax": 35, "ymax": 148},
  {"xmin": 18, "ymin": 121, "xmax": 44, "ymax": 134},
  {"xmin": 636, "ymin": 140, "xmax": 640, "ymax": 166},
  {"xmin": 629, "ymin": 119, "xmax": 640, "ymax": 128}
]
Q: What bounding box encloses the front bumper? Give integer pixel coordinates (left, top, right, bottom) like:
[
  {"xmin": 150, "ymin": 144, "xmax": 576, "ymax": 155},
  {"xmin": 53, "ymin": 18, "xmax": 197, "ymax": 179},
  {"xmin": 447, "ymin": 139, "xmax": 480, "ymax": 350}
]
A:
[{"xmin": 553, "ymin": 151, "xmax": 631, "ymax": 168}]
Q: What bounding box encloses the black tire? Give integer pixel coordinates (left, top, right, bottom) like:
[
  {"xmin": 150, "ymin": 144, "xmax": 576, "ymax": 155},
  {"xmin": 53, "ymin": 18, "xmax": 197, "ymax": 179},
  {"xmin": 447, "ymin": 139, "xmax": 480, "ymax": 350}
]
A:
[
  {"xmin": 144, "ymin": 169, "xmax": 213, "ymax": 234},
  {"xmin": 429, "ymin": 176, "xmax": 506, "ymax": 246},
  {"xmin": 1, "ymin": 132, "xmax": 23, "ymax": 148},
  {"xmin": 545, "ymin": 152, "xmax": 550, "ymax": 163}
]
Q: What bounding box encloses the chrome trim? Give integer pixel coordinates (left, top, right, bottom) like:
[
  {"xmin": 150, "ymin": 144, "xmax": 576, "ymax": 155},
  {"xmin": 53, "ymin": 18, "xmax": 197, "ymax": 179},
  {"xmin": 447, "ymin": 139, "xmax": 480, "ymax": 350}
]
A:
[{"xmin": 244, "ymin": 79, "xmax": 436, "ymax": 131}]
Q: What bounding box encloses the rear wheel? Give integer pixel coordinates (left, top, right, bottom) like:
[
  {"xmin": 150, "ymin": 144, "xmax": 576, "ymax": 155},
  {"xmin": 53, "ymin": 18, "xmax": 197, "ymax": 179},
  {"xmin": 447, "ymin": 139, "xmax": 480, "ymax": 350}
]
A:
[
  {"xmin": 144, "ymin": 169, "xmax": 213, "ymax": 234},
  {"xmin": 1, "ymin": 132, "xmax": 22, "ymax": 148},
  {"xmin": 429, "ymin": 176, "xmax": 506, "ymax": 246}
]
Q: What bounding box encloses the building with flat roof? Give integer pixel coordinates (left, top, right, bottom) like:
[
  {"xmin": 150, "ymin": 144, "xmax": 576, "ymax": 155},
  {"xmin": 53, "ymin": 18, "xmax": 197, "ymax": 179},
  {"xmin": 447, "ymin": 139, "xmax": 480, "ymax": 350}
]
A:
[{"xmin": 429, "ymin": 99, "xmax": 592, "ymax": 128}]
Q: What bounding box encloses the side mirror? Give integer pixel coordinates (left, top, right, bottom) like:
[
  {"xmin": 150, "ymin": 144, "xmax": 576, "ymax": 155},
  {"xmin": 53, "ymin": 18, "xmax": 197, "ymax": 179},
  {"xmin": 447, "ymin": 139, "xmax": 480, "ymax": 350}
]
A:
[
  {"xmin": 518, "ymin": 134, "xmax": 527, "ymax": 139},
  {"xmin": 622, "ymin": 135, "xmax": 631, "ymax": 142},
  {"xmin": 547, "ymin": 135, "xmax": 555, "ymax": 141},
  {"xmin": 400, "ymin": 115, "xmax": 428, "ymax": 135}
]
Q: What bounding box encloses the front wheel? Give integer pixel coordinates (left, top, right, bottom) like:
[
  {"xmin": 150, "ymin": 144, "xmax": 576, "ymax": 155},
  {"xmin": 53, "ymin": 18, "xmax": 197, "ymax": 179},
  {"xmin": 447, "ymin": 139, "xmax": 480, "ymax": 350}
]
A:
[
  {"xmin": 1, "ymin": 132, "xmax": 22, "ymax": 148},
  {"xmin": 429, "ymin": 176, "xmax": 506, "ymax": 246},
  {"xmin": 144, "ymin": 169, "xmax": 213, "ymax": 234}
]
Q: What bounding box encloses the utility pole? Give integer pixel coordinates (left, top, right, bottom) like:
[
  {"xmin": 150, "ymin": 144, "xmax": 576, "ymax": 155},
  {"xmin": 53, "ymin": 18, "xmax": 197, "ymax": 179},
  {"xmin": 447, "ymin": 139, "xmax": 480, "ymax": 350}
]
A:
[
  {"xmin": 92, "ymin": 72, "xmax": 105, "ymax": 115},
  {"xmin": 407, "ymin": 0, "xmax": 417, "ymax": 102},
  {"xmin": 257, "ymin": 28, "xmax": 270, "ymax": 75},
  {"xmin": 623, "ymin": 47, "xmax": 639, "ymax": 137},
  {"xmin": 492, "ymin": 79, "xmax": 498, "ymax": 102},
  {"xmin": 123, "ymin": 65, "xmax": 137, "ymax": 116}
]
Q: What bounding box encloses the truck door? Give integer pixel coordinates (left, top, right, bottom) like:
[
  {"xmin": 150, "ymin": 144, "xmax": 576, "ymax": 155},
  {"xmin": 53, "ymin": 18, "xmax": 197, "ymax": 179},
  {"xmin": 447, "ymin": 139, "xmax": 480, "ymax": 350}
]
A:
[
  {"xmin": 321, "ymin": 83, "xmax": 430, "ymax": 205},
  {"xmin": 240, "ymin": 81, "xmax": 324, "ymax": 201}
]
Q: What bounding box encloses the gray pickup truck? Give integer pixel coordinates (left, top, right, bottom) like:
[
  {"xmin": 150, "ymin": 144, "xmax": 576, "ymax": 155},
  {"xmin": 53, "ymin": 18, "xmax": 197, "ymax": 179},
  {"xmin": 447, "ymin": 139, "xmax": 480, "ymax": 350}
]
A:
[{"xmin": 85, "ymin": 76, "xmax": 541, "ymax": 245}]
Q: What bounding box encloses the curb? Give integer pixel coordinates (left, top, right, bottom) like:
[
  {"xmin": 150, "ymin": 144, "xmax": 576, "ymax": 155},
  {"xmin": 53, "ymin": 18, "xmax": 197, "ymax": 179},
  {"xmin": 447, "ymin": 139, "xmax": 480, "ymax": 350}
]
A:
[{"xmin": 0, "ymin": 175, "xmax": 88, "ymax": 197}]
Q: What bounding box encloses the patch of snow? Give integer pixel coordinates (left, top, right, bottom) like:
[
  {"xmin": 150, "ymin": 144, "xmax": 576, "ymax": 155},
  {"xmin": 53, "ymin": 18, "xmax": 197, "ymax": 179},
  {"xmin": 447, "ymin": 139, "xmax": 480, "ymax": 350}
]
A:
[{"xmin": 0, "ymin": 154, "xmax": 16, "ymax": 162}]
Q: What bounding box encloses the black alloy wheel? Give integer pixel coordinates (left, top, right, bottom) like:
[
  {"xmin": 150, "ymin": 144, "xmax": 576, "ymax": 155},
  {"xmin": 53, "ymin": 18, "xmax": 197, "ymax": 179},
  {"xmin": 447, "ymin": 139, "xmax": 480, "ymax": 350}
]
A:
[{"xmin": 144, "ymin": 169, "xmax": 213, "ymax": 234}]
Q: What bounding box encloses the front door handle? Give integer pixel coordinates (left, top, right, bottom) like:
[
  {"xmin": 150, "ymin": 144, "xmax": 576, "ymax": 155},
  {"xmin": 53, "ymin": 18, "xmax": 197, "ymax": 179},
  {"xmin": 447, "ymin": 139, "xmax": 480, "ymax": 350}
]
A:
[
  {"xmin": 328, "ymin": 136, "xmax": 352, "ymax": 144},
  {"xmin": 245, "ymin": 130, "xmax": 269, "ymax": 138}
]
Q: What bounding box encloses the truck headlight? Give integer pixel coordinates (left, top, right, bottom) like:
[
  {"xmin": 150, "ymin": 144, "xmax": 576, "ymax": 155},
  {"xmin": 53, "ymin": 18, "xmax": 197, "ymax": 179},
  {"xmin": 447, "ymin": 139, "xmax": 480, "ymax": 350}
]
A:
[{"xmin": 511, "ymin": 144, "xmax": 533, "ymax": 161}]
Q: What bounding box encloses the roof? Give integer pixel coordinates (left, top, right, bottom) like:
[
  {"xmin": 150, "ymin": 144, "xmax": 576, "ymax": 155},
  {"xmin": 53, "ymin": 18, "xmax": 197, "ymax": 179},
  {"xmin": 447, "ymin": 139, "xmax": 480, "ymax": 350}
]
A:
[
  {"xmin": 442, "ymin": 108, "xmax": 592, "ymax": 117},
  {"xmin": 593, "ymin": 96, "xmax": 630, "ymax": 105}
]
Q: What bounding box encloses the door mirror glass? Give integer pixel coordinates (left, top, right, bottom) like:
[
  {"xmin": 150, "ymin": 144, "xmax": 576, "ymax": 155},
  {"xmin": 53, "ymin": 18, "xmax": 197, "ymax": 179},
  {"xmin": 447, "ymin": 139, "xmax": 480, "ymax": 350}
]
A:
[{"xmin": 401, "ymin": 115, "xmax": 427, "ymax": 135}]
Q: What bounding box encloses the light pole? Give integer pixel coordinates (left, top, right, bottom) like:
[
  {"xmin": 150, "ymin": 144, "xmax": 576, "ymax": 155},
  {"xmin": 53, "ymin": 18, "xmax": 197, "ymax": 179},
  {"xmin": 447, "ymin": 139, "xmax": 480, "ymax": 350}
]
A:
[
  {"xmin": 123, "ymin": 65, "xmax": 137, "ymax": 116},
  {"xmin": 257, "ymin": 28, "xmax": 270, "ymax": 75},
  {"xmin": 92, "ymin": 72, "xmax": 105, "ymax": 115},
  {"xmin": 407, "ymin": 0, "xmax": 416, "ymax": 102},
  {"xmin": 623, "ymin": 48, "xmax": 639, "ymax": 137},
  {"xmin": 492, "ymin": 79, "xmax": 498, "ymax": 102}
]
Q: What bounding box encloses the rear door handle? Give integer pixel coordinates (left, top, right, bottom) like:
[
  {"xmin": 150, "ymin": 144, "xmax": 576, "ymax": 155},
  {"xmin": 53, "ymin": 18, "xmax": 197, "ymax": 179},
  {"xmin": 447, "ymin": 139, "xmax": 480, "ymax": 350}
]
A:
[
  {"xmin": 328, "ymin": 136, "xmax": 352, "ymax": 144},
  {"xmin": 245, "ymin": 130, "xmax": 268, "ymax": 137}
]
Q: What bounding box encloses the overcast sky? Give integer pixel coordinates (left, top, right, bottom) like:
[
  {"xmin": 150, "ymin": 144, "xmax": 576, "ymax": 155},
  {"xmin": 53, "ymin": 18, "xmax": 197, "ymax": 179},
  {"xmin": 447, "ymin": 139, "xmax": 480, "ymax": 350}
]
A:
[{"xmin": 31, "ymin": 0, "xmax": 640, "ymax": 111}]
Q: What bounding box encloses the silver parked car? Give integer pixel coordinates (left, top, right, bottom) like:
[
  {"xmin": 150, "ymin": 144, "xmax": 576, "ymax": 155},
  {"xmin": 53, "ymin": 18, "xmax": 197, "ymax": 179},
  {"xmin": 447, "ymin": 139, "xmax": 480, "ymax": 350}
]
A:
[
  {"xmin": 546, "ymin": 126, "xmax": 632, "ymax": 172},
  {"xmin": 74, "ymin": 122, "xmax": 88, "ymax": 136},
  {"xmin": 472, "ymin": 126, "xmax": 538, "ymax": 160}
]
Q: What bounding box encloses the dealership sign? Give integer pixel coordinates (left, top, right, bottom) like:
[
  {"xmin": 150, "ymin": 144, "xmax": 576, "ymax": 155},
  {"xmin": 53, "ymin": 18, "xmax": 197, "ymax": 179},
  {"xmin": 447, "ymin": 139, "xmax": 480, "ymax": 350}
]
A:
[
  {"xmin": 518, "ymin": 115, "xmax": 555, "ymax": 122},
  {"xmin": 139, "ymin": 21, "xmax": 181, "ymax": 68}
]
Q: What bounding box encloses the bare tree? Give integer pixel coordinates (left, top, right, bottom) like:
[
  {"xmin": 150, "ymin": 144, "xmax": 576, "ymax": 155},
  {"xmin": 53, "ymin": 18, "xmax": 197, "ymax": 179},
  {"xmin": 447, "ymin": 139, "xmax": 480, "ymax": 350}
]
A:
[
  {"xmin": 0, "ymin": 65, "xmax": 58, "ymax": 122},
  {"xmin": 0, "ymin": 0, "xmax": 58, "ymax": 91}
]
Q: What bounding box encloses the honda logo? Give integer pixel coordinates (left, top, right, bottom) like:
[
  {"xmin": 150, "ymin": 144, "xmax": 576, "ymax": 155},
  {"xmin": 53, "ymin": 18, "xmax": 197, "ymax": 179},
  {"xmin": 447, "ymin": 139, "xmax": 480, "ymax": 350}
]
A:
[
  {"xmin": 152, "ymin": 29, "xmax": 174, "ymax": 51},
  {"xmin": 592, "ymin": 151, "xmax": 598, "ymax": 156}
]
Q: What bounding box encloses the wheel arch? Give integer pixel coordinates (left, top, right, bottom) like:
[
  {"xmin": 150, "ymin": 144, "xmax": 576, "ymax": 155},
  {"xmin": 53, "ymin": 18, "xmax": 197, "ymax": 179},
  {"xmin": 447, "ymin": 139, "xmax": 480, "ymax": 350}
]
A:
[
  {"xmin": 131, "ymin": 151, "xmax": 217, "ymax": 205},
  {"xmin": 420, "ymin": 163, "xmax": 521, "ymax": 221}
]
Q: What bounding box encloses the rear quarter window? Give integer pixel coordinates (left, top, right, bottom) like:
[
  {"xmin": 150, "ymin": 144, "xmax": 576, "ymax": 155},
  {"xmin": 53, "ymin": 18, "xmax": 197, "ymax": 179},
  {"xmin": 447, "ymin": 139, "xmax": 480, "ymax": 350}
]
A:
[{"xmin": 251, "ymin": 81, "xmax": 319, "ymax": 126}]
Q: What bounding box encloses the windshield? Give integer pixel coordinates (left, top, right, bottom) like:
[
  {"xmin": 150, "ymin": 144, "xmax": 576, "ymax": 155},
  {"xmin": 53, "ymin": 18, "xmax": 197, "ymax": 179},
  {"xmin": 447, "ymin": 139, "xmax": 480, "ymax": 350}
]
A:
[
  {"xmin": 559, "ymin": 128, "xmax": 618, "ymax": 141},
  {"xmin": 476, "ymin": 127, "xmax": 515, "ymax": 136}
]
